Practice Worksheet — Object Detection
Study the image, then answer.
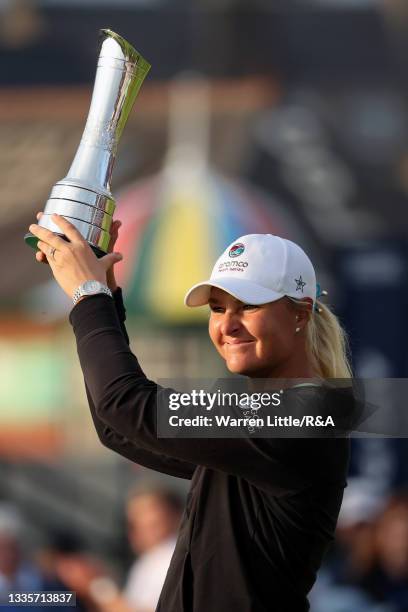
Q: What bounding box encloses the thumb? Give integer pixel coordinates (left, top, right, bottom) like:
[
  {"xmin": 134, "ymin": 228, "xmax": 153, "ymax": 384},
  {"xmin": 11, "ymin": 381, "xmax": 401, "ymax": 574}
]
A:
[{"xmin": 100, "ymin": 252, "xmax": 123, "ymax": 270}]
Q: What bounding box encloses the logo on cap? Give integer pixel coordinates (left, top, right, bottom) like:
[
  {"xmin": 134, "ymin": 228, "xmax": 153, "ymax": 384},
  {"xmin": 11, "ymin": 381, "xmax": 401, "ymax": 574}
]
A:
[
  {"xmin": 295, "ymin": 275, "xmax": 306, "ymax": 292},
  {"xmin": 229, "ymin": 243, "xmax": 245, "ymax": 258}
]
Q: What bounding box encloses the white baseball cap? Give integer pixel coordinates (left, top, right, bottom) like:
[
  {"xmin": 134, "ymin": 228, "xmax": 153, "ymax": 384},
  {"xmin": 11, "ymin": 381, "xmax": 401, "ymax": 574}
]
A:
[{"xmin": 184, "ymin": 234, "xmax": 317, "ymax": 307}]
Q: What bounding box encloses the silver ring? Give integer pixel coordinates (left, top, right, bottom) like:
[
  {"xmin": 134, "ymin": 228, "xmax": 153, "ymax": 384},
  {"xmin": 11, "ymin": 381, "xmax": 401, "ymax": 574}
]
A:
[{"xmin": 49, "ymin": 246, "xmax": 57, "ymax": 260}]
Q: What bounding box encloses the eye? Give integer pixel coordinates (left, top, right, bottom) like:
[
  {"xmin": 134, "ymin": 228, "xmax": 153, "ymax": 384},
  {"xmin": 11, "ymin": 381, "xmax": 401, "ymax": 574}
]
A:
[
  {"xmin": 242, "ymin": 304, "xmax": 258, "ymax": 311},
  {"xmin": 209, "ymin": 304, "xmax": 224, "ymax": 313}
]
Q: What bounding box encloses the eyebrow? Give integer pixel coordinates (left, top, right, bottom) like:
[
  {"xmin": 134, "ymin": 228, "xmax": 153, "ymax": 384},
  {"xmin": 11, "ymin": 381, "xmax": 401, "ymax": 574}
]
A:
[{"xmin": 208, "ymin": 297, "xmax": 242, "ymax": 306}]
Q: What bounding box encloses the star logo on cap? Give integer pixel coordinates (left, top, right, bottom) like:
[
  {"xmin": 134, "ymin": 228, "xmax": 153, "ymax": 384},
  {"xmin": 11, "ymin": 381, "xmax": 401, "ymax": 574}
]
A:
[{"xmin": 295, "ymin": 275, "xmax": 306, "ymax": 292}]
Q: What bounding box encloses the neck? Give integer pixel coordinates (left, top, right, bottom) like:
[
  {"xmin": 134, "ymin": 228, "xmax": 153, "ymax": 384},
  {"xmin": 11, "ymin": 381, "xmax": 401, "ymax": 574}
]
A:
[{"xmin": 247, "ymin": 350, "xmax": 318, "ymax": 391}]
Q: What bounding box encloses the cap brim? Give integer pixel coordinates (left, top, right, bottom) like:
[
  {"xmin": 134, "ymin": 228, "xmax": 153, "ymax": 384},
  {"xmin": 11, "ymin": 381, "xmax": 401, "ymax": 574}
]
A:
[{"xmin": 184, "ymin": 277, "xmax": 284, "ymax": 307}]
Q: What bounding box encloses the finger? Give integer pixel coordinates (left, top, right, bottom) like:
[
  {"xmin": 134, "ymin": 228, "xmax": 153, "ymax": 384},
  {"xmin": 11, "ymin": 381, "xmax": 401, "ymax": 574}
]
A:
[
  {"xmin": 111, "ymin": 220, "xmax": 121, "ymax": 236},
  {"xmin": 108, "ymin": 221, "xmax": 121, "ymax": 252},
  {"xmin": 110, "ymin": 227, "xmax": 118, "ymax": 242},
  {"xmin": 50, "ymin": 213, "xmax": 86, "ymax": 244},
  {"xmin": 100, "ymin": 252, "xmax": 123, "ymax": 271},
  {"xmin": 37, "ymin": 255, "xmax": 49, "ymax": 265},
  {"xmin": 29, "ymin": 223, "xmax": 69, "ymax": 251},
  {"xmin": 36, "ymin": 212, "xmax": 43, "ymax": 220},
  {"xmin": 35, "ymin": 249, "xmax": 47, "ymax": 261},
  {"xmin": 37, "ymin": 241, "xmax": 58, "ymax": 265},
  {"xmin": 37, "ymin": 251, "xmax": 49, "ymax": 264}
]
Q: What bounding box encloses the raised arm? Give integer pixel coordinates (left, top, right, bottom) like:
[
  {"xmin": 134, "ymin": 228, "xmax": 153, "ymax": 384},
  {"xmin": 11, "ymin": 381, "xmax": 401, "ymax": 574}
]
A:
[{"xmin": 83, "ymin": 288, "xmax": 196, "ymax": 480}]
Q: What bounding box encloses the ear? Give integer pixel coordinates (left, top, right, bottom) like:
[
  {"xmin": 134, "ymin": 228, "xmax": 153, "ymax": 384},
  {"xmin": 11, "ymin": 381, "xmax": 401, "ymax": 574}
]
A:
[{"xmin": 294, "ymin": 299, "xmax": 313, "ymax": 331}]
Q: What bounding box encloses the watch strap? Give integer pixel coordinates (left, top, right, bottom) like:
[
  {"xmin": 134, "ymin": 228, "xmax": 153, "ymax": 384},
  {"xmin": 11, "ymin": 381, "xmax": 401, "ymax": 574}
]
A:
[{"xmin": 72, "ymin": 282, "xmax": 113, "ymax": 306}]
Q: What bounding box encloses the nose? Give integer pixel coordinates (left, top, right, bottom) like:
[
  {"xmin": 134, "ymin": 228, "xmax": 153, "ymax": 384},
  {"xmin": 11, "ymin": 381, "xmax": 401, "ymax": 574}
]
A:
[{"xmin": 220, "ymin": 310, "xmax": 241, "ymax": 337}]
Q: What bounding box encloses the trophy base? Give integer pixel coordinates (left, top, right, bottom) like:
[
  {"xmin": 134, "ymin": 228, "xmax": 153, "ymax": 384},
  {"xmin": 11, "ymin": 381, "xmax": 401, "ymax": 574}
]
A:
[{"xmin": 24, "ymin": 232, "xmax": 106, "ymax": 259}]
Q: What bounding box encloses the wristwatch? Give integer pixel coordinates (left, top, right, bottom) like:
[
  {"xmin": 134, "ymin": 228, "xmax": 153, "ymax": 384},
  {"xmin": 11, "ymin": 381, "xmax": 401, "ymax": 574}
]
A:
[{"xmin": 72, "ymin": 280, "xmax": 113, "ymax": 306}]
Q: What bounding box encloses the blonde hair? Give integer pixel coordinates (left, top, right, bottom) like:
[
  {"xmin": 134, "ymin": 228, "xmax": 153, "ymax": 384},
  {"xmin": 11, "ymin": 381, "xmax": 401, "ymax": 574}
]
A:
[{"xmin": 287, "ymin": 297, "xmax": 353, "ymax": 379}]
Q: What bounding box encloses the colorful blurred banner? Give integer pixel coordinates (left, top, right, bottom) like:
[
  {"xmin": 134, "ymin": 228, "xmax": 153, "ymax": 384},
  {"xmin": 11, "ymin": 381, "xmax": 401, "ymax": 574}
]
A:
[
  {"xmin": 0, "ymin": 326, "xmax": 67, "ymax": 458},
  {"xmin": 114, "ymin": 168, "xmax": 302, "ymax": 324},
  {"xmin": 0, "ymin": 320, "xmax": 106, "ymax": 459}
]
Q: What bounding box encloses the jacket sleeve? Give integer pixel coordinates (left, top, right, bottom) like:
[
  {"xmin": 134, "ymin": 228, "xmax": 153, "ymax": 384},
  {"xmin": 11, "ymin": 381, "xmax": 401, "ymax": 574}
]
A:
[
  {"xmin": 81, "ymin": 288, "xmax": 196, "ymax": 480},
  {"xmin": 69, "ymin": 295, "xmax": 315, "ymax": 497}
]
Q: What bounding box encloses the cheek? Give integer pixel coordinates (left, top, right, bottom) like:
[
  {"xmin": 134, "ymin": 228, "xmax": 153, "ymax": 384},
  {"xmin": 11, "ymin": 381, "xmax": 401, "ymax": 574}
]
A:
[
  {"xmin": 208, "ymin": 317, "xmax": 221, "ymax": 350},
  {"xmin": 252, "ymin": 317, "xmax": 293, "ymax": 357},
  {"xmin": 208, "ymin": 317, "xmax": 215, "ymax": 342}
]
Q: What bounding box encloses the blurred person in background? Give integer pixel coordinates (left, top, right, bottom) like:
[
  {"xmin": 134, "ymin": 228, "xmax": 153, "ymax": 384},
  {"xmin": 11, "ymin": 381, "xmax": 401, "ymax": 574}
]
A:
[
  {"xmin": 309, "ymin": 483, "xmax": 387, "ymax": 612},
  {"xmin": 30, "ymin": 213, "xmax": 357, "ymax": 612},
  {"xmin": 123, "ymin": 485, "xmax": 183, "ymax": 611},
  {"xmin": 311, "ymin": 489, "xmax": 408, "ymax": 612},
  {"xmin": 331, "ymin": 482, "xmax": 385, "ymax": 586},
  {"xmin": 359, "ymin": 491, "xmax": 408, "ymax": 611},
  {"xmin": 35, "ymin": 530, "xmax": 98, "ymax": 611},
  {"xmin": 34, "ymin": 486, "xmax": 181, "ymax": 612},
  {"xmin": 0, "ymin": 504, "xmax": 47, "ymax": 608}
]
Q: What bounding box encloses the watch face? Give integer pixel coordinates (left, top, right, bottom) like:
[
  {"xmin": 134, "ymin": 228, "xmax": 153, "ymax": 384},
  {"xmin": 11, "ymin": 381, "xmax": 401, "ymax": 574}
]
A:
[{"xmin": 83, "ymin": 280, "xmax": 101, "ymax": 294}]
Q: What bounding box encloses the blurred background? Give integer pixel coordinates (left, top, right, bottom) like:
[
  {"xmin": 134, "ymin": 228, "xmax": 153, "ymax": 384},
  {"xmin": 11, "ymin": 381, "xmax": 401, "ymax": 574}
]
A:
[{"xmin": 1, "ymin": 0, "xmax": 408, "ymax": 610}]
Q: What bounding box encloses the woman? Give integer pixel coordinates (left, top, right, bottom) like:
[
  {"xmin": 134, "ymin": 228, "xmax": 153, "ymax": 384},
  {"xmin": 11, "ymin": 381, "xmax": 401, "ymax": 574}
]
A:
[{"xmin": 30, "ymin": 214, "xmax": 353, "ymax": 612}]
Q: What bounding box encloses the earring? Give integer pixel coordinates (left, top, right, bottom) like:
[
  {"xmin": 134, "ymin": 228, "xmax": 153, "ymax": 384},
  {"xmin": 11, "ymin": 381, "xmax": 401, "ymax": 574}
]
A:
[{"xmin": 295, "ymin": 327, "xmax": 301, "ymax": 333}]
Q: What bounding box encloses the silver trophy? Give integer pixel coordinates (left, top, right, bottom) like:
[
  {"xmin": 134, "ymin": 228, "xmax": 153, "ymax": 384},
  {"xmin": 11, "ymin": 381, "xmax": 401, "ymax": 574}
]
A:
[{"xmin": 24, "ymin": 29, "xmax": 151, "ymax": 256}]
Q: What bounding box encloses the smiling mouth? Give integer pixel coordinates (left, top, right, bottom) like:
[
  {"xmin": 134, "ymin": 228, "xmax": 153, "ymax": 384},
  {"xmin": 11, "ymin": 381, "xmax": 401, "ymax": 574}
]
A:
[{"xmin": 224, "ymin": 340, "xmax": 254, "ymax": 346}]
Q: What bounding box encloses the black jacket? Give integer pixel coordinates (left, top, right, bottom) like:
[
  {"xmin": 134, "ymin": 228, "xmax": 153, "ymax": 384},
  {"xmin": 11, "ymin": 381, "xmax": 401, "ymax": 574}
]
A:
[{"xmin": 69, "ymin": 290, "xmax": 351, "ymax": 612}]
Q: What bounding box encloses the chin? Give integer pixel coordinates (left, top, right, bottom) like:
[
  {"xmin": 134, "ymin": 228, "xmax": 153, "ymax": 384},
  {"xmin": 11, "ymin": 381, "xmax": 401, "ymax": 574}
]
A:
[
  {"xmin": 226, "ymin": 357, "xmax": 276, "ymax": 378},
  {"xmin": 226, "ymin": 359, "xmax": 257, "ymax": 376}
]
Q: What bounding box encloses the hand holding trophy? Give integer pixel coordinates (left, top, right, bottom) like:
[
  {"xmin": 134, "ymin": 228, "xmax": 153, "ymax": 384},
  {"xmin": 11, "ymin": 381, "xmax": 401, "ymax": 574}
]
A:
[
  {"xmin": 25, "ymin": 29, "xmax": 150, "ymax": 258},
  {"xmin": 34, "ymin": 211, "xmax": 122, "ymax": 293}
]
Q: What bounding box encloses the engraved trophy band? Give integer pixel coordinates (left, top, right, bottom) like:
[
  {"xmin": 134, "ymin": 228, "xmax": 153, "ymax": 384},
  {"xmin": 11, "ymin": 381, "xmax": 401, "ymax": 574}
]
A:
[{"xmin": 24, "ymin": 29, "xmax": 151, "ymax": 257}]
